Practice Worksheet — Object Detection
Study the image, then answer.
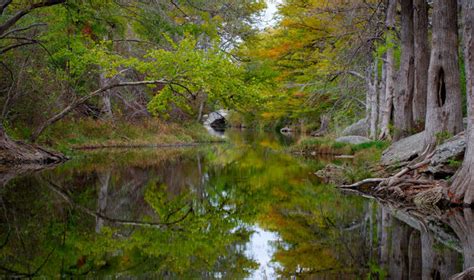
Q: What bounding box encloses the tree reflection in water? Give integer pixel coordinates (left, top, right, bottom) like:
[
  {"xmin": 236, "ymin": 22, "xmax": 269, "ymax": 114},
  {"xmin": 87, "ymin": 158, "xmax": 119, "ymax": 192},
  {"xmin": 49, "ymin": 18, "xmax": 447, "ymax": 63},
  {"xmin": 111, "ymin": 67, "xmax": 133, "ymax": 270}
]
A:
[{"xmin": 0, "ymin": 131, "xmax": 471, "ymax": 279}]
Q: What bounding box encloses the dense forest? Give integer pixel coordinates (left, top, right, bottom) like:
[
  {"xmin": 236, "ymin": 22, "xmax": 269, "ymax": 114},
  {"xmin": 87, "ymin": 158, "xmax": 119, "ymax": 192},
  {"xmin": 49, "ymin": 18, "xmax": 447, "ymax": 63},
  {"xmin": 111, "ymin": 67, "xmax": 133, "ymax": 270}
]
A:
[{"xmin": 1, "ymin": 0, "xmax": 474, "ymax": 278}]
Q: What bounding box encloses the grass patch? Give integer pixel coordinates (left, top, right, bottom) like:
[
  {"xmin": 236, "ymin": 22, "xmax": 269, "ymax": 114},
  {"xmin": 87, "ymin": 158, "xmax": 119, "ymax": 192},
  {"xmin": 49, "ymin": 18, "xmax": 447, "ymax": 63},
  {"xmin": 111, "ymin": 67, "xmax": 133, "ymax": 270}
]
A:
[
  {"xmin": 35, "ymin": 118, "xmax": 219, "ymax": 155},
  {"xmin": 290, "ymin": 137, "xmax": 388, "ymax": 158}
]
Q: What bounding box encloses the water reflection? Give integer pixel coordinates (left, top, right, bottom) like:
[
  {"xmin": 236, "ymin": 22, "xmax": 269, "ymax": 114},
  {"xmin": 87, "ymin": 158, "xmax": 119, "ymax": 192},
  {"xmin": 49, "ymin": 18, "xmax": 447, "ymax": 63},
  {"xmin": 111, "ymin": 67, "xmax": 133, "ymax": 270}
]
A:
[{"xmin": 0, "ymin": 130, "xmax": 471, "ymax": 279}]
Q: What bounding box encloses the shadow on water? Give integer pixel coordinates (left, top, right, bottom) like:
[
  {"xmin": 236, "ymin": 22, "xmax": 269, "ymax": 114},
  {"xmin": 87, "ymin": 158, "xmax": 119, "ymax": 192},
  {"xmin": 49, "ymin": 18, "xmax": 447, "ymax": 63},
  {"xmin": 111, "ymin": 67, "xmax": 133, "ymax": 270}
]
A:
[{"xmin": 0, "ymin": 129, "xmax": 471, "ymax": 279}]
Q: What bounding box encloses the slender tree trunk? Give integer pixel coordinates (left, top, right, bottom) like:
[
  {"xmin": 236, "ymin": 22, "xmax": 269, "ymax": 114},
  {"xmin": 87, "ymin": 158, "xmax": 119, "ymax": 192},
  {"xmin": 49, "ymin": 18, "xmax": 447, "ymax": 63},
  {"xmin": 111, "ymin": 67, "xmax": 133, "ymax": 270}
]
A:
[
  {"xmin": 100, "ymin": 72, "xmax": 113, "ymax": 119},
  {"xmin": 424, "ymin": 0, "xmax": 463, "ymax": 149},
  {"xmin": 412, "ymin": 0, "xmax": 429, "ymax": 128},
  {"xmin": 379, "ymin": 206, "xmax": 392, "ymax": 267},
  {"xmin": 0, "ymin": 122, "xmax": 8, "ymax": 142},
  {"xmin": 393, "ymin": 0, "xmax": 415, "ymax": 141},
  {"xmin": 96, "ymin": 171, "xmax": 111, "ymax": 233},
  {"xmin": 449, "ymin": 0, "xmax": 474, "ymax": 205},
  {"xmin": 379, "ymin": 0, "xmax": 397, "ymax": 140},
  {"xmin": 379, "ymin": 59, "xmax": 387, "ymax": 131},
  {"xmin": 369, "ymin": 60, "xmax": 379, "ymax": 139}
]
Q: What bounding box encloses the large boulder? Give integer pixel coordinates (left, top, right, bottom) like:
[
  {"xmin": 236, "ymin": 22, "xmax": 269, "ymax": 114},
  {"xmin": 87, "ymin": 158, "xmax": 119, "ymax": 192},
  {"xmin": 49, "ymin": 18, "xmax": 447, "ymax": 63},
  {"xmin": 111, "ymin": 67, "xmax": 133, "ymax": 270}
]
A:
[
  {"xmin": 428, "ymin": 132, "xmax": 466, "ymax": 176},
  {"xmin": 341, "ymin": 119, "xmax": 369, "ymax": 137},
  {"xmin": 381, "ymin": 132, "xmax": 425, "ymax": 166},
  {"xmin": 335, "ymin": 136, "xmax": 371, "ymax": 145}
]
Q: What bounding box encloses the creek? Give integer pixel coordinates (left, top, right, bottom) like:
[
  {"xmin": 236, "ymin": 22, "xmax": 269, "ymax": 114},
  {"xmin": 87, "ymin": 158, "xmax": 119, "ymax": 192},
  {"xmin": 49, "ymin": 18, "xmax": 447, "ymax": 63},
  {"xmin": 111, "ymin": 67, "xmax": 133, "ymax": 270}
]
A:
[{"xmin": 0, "ymin": 130, "xmax": 471, "ymax": 279}]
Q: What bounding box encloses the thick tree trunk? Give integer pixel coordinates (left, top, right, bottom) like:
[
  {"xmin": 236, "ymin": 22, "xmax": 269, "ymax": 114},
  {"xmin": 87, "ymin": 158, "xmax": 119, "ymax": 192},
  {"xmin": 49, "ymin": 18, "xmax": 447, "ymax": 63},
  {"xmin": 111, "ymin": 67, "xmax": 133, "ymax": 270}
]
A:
[
  {"xmin": 379, "ymin": 0, "xmax": 397, "ymax": 140},
  {"xmin": 445, "ymin": 209, "xmax": 474, "ymax": 269},
  {"xmin": 412, "ymin": 0, "xmax": 429, "ymax": 128},
  {"xmin": 389, "ymin": 218, "xmax": 412, "ymax": 279},
  {"xmin": 420, "ymin": 227, "xmax": 459, "ymax": 280},
  {"xmin": 393, "ymin": 0, "xmax": 415, "ymax": 141},
  {"xmin": 449, "ymin": 0, "xmax": 474, "ymax": 205},
  {"xmin": 311, "ymin": 114, "xmax": 330, "ymax": 137},
  {"xmin": 424, "ymin": 0, "xmax": 463, "ymax": 148},
  {"xmin": 0, "ymin": 123, "xmax": 65, "ymax": 164}
]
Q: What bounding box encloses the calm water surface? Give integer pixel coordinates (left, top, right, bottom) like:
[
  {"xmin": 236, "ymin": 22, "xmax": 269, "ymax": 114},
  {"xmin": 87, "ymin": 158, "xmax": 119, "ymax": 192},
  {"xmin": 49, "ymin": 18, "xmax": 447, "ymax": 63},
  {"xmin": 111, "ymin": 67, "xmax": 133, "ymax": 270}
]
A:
[{"xmin": 0, "ymin": 130, "xmax": 471, "ymax": 279}]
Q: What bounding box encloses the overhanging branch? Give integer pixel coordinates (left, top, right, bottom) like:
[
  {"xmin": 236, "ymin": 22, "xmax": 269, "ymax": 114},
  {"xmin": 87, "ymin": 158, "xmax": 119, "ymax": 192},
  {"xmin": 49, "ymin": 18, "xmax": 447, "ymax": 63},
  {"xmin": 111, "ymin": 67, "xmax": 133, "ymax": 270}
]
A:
[{"xmin": 0, "ymin": 0, "xmax": 65, "ymax": 36}]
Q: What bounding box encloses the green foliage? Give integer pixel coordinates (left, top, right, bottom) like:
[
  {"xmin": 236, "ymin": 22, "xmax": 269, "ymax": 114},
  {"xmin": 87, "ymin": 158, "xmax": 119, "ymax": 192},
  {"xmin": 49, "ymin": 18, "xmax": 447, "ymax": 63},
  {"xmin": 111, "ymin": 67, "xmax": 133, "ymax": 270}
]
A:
[
  {"xmin": 351, "ymin": 140, "xmax": 389, "ymax": 153},
  {"xmin": 435, "ymin": 131, "xmax": 454, "ymax": 145},
  {"xmin": 447, "ymin": 158, "xmax": 462, "ymax": 168}
]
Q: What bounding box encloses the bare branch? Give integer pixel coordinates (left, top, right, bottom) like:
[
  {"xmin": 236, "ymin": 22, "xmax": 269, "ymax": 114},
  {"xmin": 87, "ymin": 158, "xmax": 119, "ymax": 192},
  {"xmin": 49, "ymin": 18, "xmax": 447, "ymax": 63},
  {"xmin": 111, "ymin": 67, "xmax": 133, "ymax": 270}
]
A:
[
  {"xmin": 0, "ymin": 0, "xmax": 12, "ymax": 15},
  {"xmin": 0, "ymin": 23, "xmax": 47, "ymax": 39},
  {"xmin": 31, "ymin": 79, "xmax": 169, "ymax": 141},
  {"xmin": 0, "ymin": 0, "xmax": 65, "ymax": 36}
]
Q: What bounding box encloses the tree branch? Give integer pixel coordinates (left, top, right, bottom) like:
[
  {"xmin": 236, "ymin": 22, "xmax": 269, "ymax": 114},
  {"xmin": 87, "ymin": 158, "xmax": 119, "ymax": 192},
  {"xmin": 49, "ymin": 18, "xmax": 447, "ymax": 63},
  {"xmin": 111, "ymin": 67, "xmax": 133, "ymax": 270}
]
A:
[
  {"xmin": 0, "ymin": 40, "xmax": 38, "ymax": 54},
  {"xmin": 0, "ymin": 0, "xmax": 65, "ymax": 36},
  {"xmin": 0, "ymin": 0, "xmax": 12, "ymax": 15},
  {"xmin": 0, "ymin": 23, "xmax": 47, "ymax": 39},
  {"xmin": 30, "ymin": 79, "xmax": 169, "ymax": 141}
]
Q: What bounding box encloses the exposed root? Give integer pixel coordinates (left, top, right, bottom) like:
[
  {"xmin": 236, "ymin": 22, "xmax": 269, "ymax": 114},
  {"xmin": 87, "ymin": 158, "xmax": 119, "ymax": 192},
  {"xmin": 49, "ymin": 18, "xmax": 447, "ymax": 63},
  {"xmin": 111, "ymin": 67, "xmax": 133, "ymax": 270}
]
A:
[
  {"xmin": 413, "ymin": 187, "xmax": 444, "ymax": 206},
  {"xmin": 340, "ymin": 178, "xmax": 384, "ymax": 189},
  {"xmin": 448, "ymin": 164, "xmax": 473, "ymax": 205},
  {"xmin": 338, "ymin": 151, "xmax": 446, "ymax": 205},
  {"xmin": 450, "ymin": 267, "xmax": 474, "ymax": 280}
]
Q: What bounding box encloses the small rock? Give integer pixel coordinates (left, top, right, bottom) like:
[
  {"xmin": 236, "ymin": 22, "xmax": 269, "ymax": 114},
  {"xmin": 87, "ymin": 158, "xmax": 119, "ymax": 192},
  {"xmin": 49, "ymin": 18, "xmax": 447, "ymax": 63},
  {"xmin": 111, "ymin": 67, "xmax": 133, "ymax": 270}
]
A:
[{"xmin": 335, "ymin": 136, "xmax": 371, "ymax": 145}]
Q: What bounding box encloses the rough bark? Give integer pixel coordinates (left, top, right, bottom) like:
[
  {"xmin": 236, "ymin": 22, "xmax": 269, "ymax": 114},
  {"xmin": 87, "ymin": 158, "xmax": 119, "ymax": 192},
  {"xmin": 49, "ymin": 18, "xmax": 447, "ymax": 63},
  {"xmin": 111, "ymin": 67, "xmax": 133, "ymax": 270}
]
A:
[
  {"xmin": 393, "ymin": 0, "xmax": 415, "ymax": 141},
  {"xmin": 420, "ymin": 226, "xmax": 460, "ymax": 280},
  {"xmin": 379, "ymin": 0, "xmax": 397, "ymax": 140},
  {"xmin": 379, "ymin": 59, "xmax": 387, "ymax": 131},
  {"xmin": 99, "ymin": 72, "xmax": 113, "ymax": 119},
  {"xmin": 448, "ymin": 0, "xmax": 474, "ymax": 205},
  {"xmin": 451, "ymin": 268, "xmax": 474, "ymax": 280},
  {"xmin": 369, "ymin": 60, "xmax": 379, "ymax": 139},
  {"xmin": 311, "ymin": 114, "xmax": 330, "ymax": 137},
  {"xmin": 389, "ymin": 218, "xmax": 412, "ymax": 279},
  {"xmin": 445, "ymin": 209, "xmax": 474, "ymax": 269},
  {"xmin": 0, "ymin": 123, "xmax": 66, "ymax": 164},
  {"xmin": 412, "ymin": 0, "xmax": 430, "ymax": 127},
  {"xmin": 407, "ymin": 230, "xmax": 422, "ymax": 279},
  {"xmin": 424, "ymin": 0, "xmax": 463, "ymax": 149}
]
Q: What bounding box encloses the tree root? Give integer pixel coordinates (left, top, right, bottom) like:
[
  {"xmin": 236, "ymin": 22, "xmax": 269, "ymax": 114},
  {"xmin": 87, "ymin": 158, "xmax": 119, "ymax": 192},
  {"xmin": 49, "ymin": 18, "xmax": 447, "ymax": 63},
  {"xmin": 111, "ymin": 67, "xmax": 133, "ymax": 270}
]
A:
[{"xmin": 339, "ymin": 151, "xmax": 445, "ymax": 205}]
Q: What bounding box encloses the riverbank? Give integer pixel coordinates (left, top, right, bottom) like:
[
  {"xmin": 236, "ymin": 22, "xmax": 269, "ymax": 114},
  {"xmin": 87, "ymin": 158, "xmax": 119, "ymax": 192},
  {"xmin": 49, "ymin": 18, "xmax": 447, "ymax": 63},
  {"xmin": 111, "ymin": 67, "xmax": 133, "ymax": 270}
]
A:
[
  {"xmin": 296, "ymin": 131, "xmax": 468, "ymax": 208},
  {"xmin": 28, "ymin": 119, "xmax": 218, "ymax": 155}
]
